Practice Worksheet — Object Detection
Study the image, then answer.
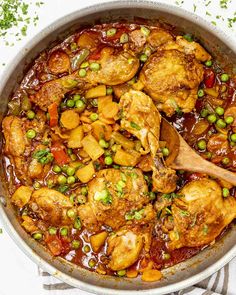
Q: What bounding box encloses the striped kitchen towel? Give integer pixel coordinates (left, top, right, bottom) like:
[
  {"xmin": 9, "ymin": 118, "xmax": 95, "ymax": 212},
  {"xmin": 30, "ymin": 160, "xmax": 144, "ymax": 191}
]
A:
[{"xmin": 39, "ymin": 256, "xmax": 236, "ymax": 295}]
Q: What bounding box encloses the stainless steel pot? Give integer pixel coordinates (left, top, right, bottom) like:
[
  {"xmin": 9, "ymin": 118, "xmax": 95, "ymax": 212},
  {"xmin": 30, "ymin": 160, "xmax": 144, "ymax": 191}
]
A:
[{"xmin": 0, "ymin": 1, "xmax": 236, "ymax": 294}]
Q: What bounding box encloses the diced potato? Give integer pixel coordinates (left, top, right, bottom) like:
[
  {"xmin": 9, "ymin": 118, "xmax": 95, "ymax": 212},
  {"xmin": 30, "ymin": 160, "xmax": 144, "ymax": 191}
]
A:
[
  {"xmin": 81, "ymin": 134, "xmax": 104, "ymax": 161},
  {"xmin": 85, "ymin": 85, "xmax": 106, "ymax": 99},
  {"xmin": 132, "ymin": 80, "xmax": 144, "ymax": 91},
  {"xmin": 204, "ymin": 88, "xmax": 219, "ymax": 98},
  {"xmin": 111, "ymin": 131, "xmax": 135, "ymax": 150},
  {"xmin": 126, "ymin": 269, "xmax": 138, "ymax": 278},
  {"xmin": 114, "ymin": 148, "xmax": 140, "ymax": 166},
  {"xmin": 76, "ymin": 161, "xmax": 95, "ymax": 183},
  {"xmin": 60, "ymin": 110, "xmax": 80, "ymax": 130},
  {"xmin": 101, "ymin": 102, "xmax": 119, "ymax": 119},
  {"xmin": 98, "ymin": 95, "xmax": 113, "ymax": 113},
  {"xmin": 21, "ymin": 216, "xmax": 38, "ymax": 233},
  {"xmin": 68, "ymin": 126, "xmax": 84, "ymax": 148},
  {"xmin": 92, "ymin": 120, "xmax": 112, "ymax": 141},
  {"xmin": 99, "ymin": 114, "xmax": 115, "ymax": 125},
  {"xmin": 77, "ymin": 32, "xmax": 98, "ymax": 49},
  {"xmin": 141, "ymin": 269, "xmax": 162, "ymax": 282},
  {"xmin": 113, "ymin": 84, "xmax": 131, "ymax": 98},
  {"xmin": 12, "ymin": 186, "xmax": 33, "ymax": 207},
  {"xmin": 90, "ymin": 231, "xmax": 108, "ymax": 252}
]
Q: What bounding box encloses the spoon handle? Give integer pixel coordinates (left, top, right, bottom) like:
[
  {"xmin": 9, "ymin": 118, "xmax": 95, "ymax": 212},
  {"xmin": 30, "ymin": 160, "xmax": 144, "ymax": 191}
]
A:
[{"xmin": 171, "ymin": 136, "xmax": 236, "ymax": 185}]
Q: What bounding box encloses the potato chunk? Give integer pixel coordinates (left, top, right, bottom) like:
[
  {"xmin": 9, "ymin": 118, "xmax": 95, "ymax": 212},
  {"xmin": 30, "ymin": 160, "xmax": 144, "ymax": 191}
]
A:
[
  {"xmin": 12, "ymin": 186, "xmax": 33, "ymax": 207},
  {"xmin": 81, "ymin": 134, "xmax": 104, "ymax": 161},
  {"xmin": 90, "ymin": 231, "xmax": 108, "ymax": 252}
]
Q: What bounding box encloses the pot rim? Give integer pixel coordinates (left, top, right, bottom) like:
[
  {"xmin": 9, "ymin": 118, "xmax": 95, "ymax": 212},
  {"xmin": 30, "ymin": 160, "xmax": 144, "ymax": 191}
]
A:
[{"xmin": 0, "ymin": 1, "xmax": 236, "ymax": 294}]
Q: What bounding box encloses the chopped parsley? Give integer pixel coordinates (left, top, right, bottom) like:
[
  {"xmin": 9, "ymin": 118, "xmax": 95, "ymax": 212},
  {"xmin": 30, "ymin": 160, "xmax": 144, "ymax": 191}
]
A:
[
  {"xmin": 0, "ymin": 0, "xmax": 43, "ymax": 45},
  {"xmin": 180, "ymin": 210, "xmax": 190, "ymax": 217},
  {"xmin": 33, "ymin": 149, "xmax": 54, "ymax": 164},
  {"xmin": 125, "ymin": 208, "xmax": 144, "ymax": 220},
  {"xmin": 130, "ymin": 121, "xmax": 141, "ymax": 130}
]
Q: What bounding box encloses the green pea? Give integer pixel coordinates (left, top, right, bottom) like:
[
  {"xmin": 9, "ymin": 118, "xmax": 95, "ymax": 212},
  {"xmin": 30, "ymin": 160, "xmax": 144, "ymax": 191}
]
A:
[
  {"xmin": 225, "ymin": 116, "xmax": 234, "ymax": 124},
  {"xmin": 230, "ymin": 133, "xmax": 236, "ymax": 142},
  {"xmin": 80, "ymin": 61, "xmax": 89, "ymax": 68},
  {"xmin": 74, "ymin": 217, "xmax": 82, "ymax": 230},
  {"xmin": 205, "ymin": 151, "xmax": 212, "ymax": 159},
  {"xmin": 52, "ymin": 165, "xmax": 61, "ymax": 173},
  {"xmin": 75, "ymin": 100, "xmax": 85, "ymax": 112},
  {"xmin": 207, "ymin": 114, "xmax": 217, "ymax": 124},
  {"xmin": 90, "ymin": 62, "xmax": 100, "ymax": 71},
  {"xmin": 162, "ymin": 147, "xmax": 170, "ymax": 157},
  {"xmin": 26, "ymin": 129, "xmax": 36, "ymax": 139},
  {"xmin": 139, "ymin": 54, "xmax": 148, "ymax": 62},
  {"xmin": 67, "ymin": 176, "xmax": 76, "ymax": 184},
  {"xmin": 78, "ymin": 68, "xmax": 87, "ymax": 77},
  {"xmin": 215, "ymin": 106, "xmax": 224, "ymax": 116},
  {"xmin": 48, "ymin": 227, "xmax": 57, "ymax": 235},
  {"xmin": 197, "ymin": 139, "xmax": 206, "ymax": 150},
  {"xmin": 200, "ymin": 108, "xmax": 209, "ymax": 118},
  {"xmin": 83, "ymin": 245, "xmax": 90, "ymax": 253},
  {"xmin": 222, "ymin": 187, "xmax": 230, "ymax": 197},
  {"xmin": 73, "ymin": 94, "xmax": 81, "ymax": 101},
  {"xmin": 222, "ymin": 157, "xmax": 230, "ymax": 165},
  {"xmin": 106, "ymin": 87, "xmax": 113, "ymax": 95},
  {"xmin": 71, "ymin": 240, "xmax": 80, "ymax": 249},
  {"xmin": 67, "ymin": 208, "xmax": 76, "ymax": 218},
  {"xmin": 105, "ymin": 156, "xmax": 113, "ymax": 165},
  {"xmin": 88, "ymin": 258, "xmax": 96, "ymax": 268},
  {"xmin": 47, "ymin": 179, "xmax": 54, "ymax": 188},
  {"xmin": 27, "ymin": 110, "xmax": 35, "ymax": 119},
  {"xmin": 106, "ymin": 28, "xmax": 117, "ymax": 37},
  {"xmin": 117, "ymin": 269, "xmax": 126, "ymax": 277},
  {"xmin": 140, "ymin": 26, "xmax": 150, "ymax": 36},
  {"xmin": 60, "ymin": 227, "xmax": 68, "ymax": 236},
  {"xmin": 33, "ymin": 232, "xmax": 42, "ymax": 240},
  {"xmin": 33, "ymin": 181, "xmax": 41, "ymax": 190},
  {"xmin": 70, "ymin": 154, "xmax": 77, "ymax": 161},
  {"xmin": 149, "ymin": 192, "xmax": 156, "ymax": 200},
  {"xmin": 57, "ymin": 175, "xmax": 67, "ymax": 185},
  {"xmin": 66, "ymin": 167, "xmax": 75, "ymax": 176},
  {"xmin": 216, "ymin": 119, "xmax": 226, "ymax": 129},
  {"xmin": 205, "ymin": 60, "xmax": 212, "ymax": 67},
  {"xmin": 66, "ymin": 99, "xmax": 75, "ymax": 108},
  {"xmin": 81, "ymin": 186, "xmax": 88, "ymax": 196},
  {"xmin": 163, "ymin": 253, "xmax": 171, "ymax": 260},
  {"xmin": 90, "ymin": 113, "xmax": 98, "ymax": 121},
  {"xmin": 120, "ymin": 33, "xmax": 129, "ymax": 43},
  {"xmin": 197, "ymin": 89, "xmax": 204, "ymax": 98},
  {"xmin": 220, "ymin": 73, "xmax": 229, "ymax": 82},
  {"xmin": 99, "ymin": 139, "xmax": 109, "ymax": 148}
]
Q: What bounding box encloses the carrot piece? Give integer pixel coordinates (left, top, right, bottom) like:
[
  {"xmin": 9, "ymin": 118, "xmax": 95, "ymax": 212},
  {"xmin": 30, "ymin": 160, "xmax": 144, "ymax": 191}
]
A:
[
  {"xmin": 48, "ymin": 102, "xmax": 59, "ymax": 127},
  {"xmin": 51, "ymin": 142, "xmax": 70, "ymax": 165},
  {"xmin": 141, "ymin": 269, "xmax": 162, "ymax": 282},
  {"xmin": 44, "ymin": 233, "xmax": 63, "ymax": 256}
]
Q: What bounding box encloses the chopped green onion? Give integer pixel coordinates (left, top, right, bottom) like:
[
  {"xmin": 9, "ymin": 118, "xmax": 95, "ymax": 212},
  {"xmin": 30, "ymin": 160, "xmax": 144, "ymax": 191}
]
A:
[
  {"xmin": 117, "ymin": 269, "xmax": 126, "ymax": 277},
  {"xmin": 60, "ymin": 227, "xmax": 68, "ymax": 236},
  {"xmin": 198, "ymin": 89, "xmax": 204, "ymax": 97},
  {"xmin": 48, "ymin": 227, "xmax": 57, "ymax": 235},
  {"xmin": 140, "ymin": 26, "xmax": 150, "ymax": 36},
  {"xmin": 74, "ymin": 217, "xmax": 82, "ymax": 229},
  {"xmin": 139, "ymin": 53, "xmax": 148, "ymax": 62},
  {"xmin": 205, "ymin": 60, "xmax": 212, "ymax": 67},
  {"xmin": 222, "ymin": 157, "xmax": 230, "ymax": 165},
  {"xmin": 130, "ymin": 121, "xmax": 141, "ymax": 130},
  {"xmin": 71, "ymin": 240, "xmax": 80, "ymax": 249},
  {"xmin": 106, "ymin": 28, "xmax": 117, "ymax": 37},
  {"xmin": 222, "ymin": 187, "xmax": 230, "ymax": 197}
]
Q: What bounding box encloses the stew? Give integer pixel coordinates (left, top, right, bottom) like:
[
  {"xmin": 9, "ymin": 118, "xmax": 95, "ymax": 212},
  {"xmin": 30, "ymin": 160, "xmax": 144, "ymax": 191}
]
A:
[{"xmin": 2, "ymin": 21, "xmax": 236, "ymax": 282}]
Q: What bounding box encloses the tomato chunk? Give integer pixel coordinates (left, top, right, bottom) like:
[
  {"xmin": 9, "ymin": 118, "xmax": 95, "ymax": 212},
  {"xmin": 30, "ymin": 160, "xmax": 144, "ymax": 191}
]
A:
[
  {"xmin": 44, "ymin": 233, "xmax": 63, "ymax": 256},
  {"xmin": 204, "ymin": 69, "xmax": 215, "ymax": 88},
  {"xmin": 48, "ymin": 102, "xmax": 58, "ymax": 127},
  {"xmin": 51, "ymin": 142, "xmax": 70, "ymax": 165}
]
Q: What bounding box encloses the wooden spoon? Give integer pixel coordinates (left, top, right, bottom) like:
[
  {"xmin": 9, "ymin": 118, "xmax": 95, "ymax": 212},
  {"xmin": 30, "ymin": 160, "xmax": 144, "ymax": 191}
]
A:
[{"xmin": 160, "ymin": 118, "xmax": 236, "ymax": 186}]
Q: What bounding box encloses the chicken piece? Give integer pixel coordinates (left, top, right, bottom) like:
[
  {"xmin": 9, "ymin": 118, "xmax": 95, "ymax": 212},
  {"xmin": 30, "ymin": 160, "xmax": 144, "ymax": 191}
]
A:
[
  {"xmin": 107, "ymin": 228, "xmax": 144, "ymax": 271},
  {"xmin": 30, "ymin": 74, "xmax": 91, "ymax": 111},
  {"xmin": 147, "ymin": 28, "xmax": 173, "ymax": 49},
  {"xmin": 119, "ymin": 90, "xmax": 177, "ymax": 193},
  {"xmin": 86, "ymin": 47, "xmax": 139, "ymax": 85},
  {"xmin": 29, "ymin": 188, "xmax": 73, "ymax": 226},
  {"xmin": 77, "ymin": 168, "xmax": 149, "ymax": 232},
  {"xmin": 139, "ymin": 49, "xmax": 204, "ymax": 116},
  {"xmin": 2, "ymin": 116, "xmax": 27, "ymax": 157},
  {"xmin": 120, "ymin": 90, "xmax": 160, "ymax": 156},
  {"xmin": 161, "ymin": 36, "xmax": 211, "ymax": 62},
  {"xmin": 30, "ymin": 47, "xmax": 139, "ymax": 110},
  {"xmin": 167, "ymin": 179, "xmax": 236, "ymax": 249}
]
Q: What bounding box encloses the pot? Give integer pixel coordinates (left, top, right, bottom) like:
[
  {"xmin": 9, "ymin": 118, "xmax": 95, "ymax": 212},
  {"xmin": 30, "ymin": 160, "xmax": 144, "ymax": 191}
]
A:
[{"xmin": 0, "ymin": 1, "xmax": 236, "ymax": 294}]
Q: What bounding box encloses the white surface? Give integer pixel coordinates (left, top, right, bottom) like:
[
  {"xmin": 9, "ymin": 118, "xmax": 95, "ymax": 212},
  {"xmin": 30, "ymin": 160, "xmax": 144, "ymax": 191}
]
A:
[{"xmin": 0, "ymin": 0, "xmax": 235, "ymax": 295}]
